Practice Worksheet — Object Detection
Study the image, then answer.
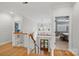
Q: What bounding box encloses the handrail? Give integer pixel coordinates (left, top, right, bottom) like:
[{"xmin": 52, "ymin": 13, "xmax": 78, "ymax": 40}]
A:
[
  {"xmin": 29, "ymin": 33, "xmax": 36, "ymax": 43},
  {"xmin": 29, "ymin": 33, "xmax": 39, "ymax": 54}
]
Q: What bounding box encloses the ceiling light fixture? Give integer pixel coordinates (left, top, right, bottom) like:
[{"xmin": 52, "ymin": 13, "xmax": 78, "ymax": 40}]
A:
[{"xmin": 23, "ymin": 2, "xmax": 28, "ymax": 4}]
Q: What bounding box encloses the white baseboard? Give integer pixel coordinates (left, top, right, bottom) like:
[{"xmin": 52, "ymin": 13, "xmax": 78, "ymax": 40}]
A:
[{"xmin": 0, "ymin": 40, "xmax": 11, "ymax": 46}]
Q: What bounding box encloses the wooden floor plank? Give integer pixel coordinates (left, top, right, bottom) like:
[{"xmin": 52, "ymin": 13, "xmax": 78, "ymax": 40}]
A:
[{"xmin": 0, "ymin": 43, "xmax": 75, "ymax": 56}]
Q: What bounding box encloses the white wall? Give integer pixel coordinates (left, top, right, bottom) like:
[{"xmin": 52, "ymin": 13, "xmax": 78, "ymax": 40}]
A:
[
  {"xmin": 22, "ymin": 6, "xmax": 52, "ymax": 33},
  {"xmin": 52, "ymin": 7, "xmax": 73, "ymax": 17},
  {"xmin": 23, "ymin": 3, "xmax": 73, "ymax": 33},
  {"xmin": 0, "ymin": 13, "xmax": 12, "ymax": 44},
  {"xmin": 52, "ymin": 6, "xmax": 73, "ymax": 50},
  {"xmin": 23, "ymin": 15, "xmax": 52, "ymax": 33},
  {"xmin": 70, "ymin": 2, "xmax": 79, "ymax": 55}
]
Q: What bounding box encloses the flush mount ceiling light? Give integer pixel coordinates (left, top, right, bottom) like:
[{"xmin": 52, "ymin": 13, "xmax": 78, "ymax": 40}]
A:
[{"xmin": 23, "ymin": 2, "xmax": 28, "ymax": 4}]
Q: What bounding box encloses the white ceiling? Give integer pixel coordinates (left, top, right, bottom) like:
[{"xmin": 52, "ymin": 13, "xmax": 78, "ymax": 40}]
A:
[{"xmin": 0, "ymin": 2, "xmax": 75, "ymax": 19}]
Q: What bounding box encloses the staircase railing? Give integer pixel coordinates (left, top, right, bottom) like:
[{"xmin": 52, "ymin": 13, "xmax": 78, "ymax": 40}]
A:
[{"xmin": 29, "ymin": 33, "xmax": 39, "ymax": 54}]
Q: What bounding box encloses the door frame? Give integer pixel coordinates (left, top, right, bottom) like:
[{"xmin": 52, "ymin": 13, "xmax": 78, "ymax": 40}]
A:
[{"xmin": 53, "ymin": 16, "xmax": 71, "ymax": 50}]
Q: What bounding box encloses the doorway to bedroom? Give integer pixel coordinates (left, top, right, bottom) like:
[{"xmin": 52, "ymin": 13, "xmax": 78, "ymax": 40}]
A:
[{"xmin": 55, "ymin": 16, "xmax": 69, "ymax": 50}]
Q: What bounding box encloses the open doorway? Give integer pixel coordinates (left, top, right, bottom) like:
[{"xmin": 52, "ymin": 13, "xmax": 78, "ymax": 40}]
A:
[{"xmin": 55, "ymin": 16, "xmax": 69, "ymax": 50}]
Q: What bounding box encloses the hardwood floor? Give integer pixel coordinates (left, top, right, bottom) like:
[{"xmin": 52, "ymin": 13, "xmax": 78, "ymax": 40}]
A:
[
  {"xmin": 0, "ymin": 43, "xmax": 75, "ymax": 56},
  {"xmin": 54, "ymin": 49, "xmax": 75, "ymax": 56}
]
